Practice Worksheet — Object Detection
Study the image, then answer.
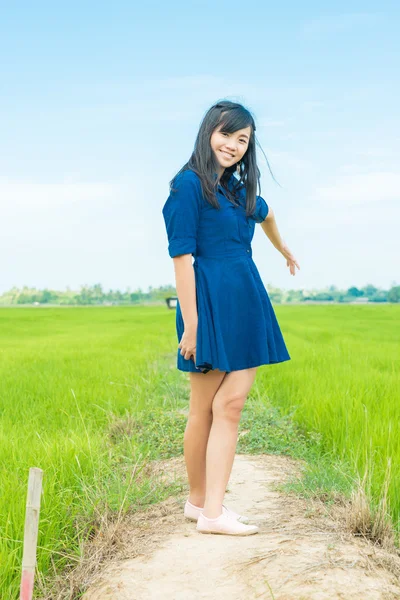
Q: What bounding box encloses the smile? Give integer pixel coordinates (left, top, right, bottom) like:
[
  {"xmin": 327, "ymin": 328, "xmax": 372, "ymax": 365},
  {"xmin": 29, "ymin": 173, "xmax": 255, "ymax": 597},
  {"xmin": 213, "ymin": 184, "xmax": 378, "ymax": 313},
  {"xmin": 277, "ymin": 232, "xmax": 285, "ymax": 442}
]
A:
[{"xmin": 219, "ymin": 150, "xmax": 235, "ymax": 159}]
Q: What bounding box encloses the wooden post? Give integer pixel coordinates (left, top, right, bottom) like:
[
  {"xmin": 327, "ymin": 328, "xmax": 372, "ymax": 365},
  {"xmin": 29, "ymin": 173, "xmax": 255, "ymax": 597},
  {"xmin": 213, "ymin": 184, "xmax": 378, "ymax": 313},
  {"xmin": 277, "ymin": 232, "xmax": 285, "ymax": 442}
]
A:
[{"xmin": 20, "ymin": 467, "xmax": 43, "ymax": 600}]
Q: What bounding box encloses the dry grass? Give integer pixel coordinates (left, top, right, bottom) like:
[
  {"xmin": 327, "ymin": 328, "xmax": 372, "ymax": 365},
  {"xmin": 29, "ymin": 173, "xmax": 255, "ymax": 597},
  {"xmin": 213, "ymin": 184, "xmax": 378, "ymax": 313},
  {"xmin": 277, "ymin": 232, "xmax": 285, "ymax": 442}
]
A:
[
  {"xmin": 38, "ymin": 457, "xmax": 188, "ymax": 600},
  {"xmin": 345, "ymin": 458, "xmax": 397, "ymax": 552}
]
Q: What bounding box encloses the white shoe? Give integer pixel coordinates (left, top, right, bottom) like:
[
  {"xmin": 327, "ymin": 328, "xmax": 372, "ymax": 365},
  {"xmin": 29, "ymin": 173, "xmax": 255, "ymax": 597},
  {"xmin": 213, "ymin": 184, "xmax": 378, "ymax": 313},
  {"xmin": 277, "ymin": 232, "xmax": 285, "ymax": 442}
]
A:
[
  {"xmin": 184, "ymin": 499, "xmax": 249, "ymax": 523},
  {"xmin": 196, "ymin": 511, "xmax": 259, "ymax": 536}
]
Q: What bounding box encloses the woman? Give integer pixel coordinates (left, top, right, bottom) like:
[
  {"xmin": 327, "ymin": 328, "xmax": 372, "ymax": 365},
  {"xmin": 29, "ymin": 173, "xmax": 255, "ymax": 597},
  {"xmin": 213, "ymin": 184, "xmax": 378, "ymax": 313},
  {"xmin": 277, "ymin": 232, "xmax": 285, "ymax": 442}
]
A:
[{"xmin": 162, "ymin": 100, "xmax": 300, "ymax": 536}]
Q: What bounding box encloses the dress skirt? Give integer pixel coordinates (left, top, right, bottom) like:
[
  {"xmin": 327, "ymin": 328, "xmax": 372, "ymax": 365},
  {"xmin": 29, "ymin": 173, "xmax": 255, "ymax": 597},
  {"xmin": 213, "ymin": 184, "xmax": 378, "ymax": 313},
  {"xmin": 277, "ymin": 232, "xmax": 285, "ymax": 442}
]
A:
[{"xmin": 176, "ymin": 252, "xmax": 290, "ymax": 374}]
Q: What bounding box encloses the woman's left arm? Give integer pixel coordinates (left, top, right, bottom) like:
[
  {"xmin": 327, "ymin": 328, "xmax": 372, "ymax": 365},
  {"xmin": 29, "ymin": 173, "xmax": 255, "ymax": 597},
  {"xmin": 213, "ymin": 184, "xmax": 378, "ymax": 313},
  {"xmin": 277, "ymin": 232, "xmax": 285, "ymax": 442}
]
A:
[{"xmin": 260, "ymin": 208, "xmax": 300, "ymax": 276}]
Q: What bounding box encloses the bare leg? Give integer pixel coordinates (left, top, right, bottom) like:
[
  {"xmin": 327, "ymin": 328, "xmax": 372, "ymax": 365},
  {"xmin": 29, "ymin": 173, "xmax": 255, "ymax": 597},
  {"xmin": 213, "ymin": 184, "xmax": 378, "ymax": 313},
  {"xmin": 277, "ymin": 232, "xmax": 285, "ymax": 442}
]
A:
[
  {"xmin": 184, "ymin": 369, "xmax": 227, "ymax": 507},
  {"xmin": 203, "ymin": 367, "xmax": 258, "ymax": 518}
]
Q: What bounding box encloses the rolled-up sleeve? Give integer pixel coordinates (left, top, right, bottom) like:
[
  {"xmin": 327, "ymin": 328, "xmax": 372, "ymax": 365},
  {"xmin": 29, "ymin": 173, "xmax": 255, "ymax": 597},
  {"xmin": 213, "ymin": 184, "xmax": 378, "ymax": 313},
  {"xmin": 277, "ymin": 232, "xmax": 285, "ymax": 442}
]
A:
[
  {"xmin": 252, "ymin": 195, "xmax": 269, "ymax": 223},
  {"xmin": 162, "ymin": 171, "xmax": 202, "ymax": 258}
]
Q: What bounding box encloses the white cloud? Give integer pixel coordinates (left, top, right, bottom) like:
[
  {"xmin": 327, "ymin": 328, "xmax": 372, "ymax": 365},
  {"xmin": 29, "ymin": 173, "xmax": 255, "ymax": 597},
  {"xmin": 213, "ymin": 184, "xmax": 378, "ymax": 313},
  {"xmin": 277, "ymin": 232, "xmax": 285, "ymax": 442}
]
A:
[
  {"xmin": 0, "ymin": 178, "xmax": 116, "ymax": 215},
  {"xmin": 356, "ymin": 148, "xmax": 393, "ymax": 158},
  {"xmin": 315, "ymin": 171, "xmax": 400, "ymax": 206}
]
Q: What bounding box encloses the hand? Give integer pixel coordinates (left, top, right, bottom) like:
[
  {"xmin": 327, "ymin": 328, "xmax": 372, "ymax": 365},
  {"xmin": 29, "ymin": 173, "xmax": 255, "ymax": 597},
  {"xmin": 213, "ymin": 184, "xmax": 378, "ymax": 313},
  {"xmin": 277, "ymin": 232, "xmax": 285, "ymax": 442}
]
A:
[
  {"xmin": 178, "ymin": 326, "xmax": 197, "ymax": 363},
  {"xmin": 280, "ymin": 244, "xmax": 300, "ymax": 276}
]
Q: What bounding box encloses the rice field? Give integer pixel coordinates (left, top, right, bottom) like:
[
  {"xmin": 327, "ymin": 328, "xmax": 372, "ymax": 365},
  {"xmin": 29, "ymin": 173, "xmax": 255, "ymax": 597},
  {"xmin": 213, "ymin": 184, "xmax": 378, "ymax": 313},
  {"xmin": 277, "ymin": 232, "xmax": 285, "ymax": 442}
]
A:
[{"xmin": 0, "ymin": 304, "xmax": 399, "ymax": 597}]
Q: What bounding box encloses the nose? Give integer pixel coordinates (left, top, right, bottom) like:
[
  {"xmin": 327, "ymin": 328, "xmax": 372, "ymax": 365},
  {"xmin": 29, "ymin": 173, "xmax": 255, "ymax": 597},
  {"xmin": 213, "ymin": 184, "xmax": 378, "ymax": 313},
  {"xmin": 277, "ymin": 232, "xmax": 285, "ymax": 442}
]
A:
[{"xmin": 225, "ymin": 141, "xmax": 237, "ymax": 152}]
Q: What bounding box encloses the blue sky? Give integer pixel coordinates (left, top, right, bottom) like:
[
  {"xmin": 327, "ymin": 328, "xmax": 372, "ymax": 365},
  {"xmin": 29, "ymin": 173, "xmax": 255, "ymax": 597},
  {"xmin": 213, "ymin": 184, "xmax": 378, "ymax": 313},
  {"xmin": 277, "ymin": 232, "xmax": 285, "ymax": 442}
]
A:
[{"xmin": 1, "ymin": 1, "xmax": 399, "ymax": 294}]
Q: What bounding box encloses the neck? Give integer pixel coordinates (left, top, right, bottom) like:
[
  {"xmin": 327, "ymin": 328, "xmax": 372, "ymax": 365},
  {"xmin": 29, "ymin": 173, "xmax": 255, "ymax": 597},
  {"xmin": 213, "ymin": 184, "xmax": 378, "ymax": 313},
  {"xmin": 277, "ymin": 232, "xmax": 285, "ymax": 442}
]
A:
[{"xmin": 214, "ymin": 169, "xmax": 225, "ymax": 181}]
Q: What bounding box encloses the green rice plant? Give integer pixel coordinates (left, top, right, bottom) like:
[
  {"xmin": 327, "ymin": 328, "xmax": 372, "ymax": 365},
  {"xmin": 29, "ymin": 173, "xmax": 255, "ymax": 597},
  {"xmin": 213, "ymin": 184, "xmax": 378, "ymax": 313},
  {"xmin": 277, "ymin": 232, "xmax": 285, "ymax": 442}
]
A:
[
  {"xmin": 0, "ymin": 306, "xmax": 186, "ymax": 598},
  {"xmin": 0, "ymin": 303, "xmax": 399, "ymax": 597},
  {"xmin": 257, "ymin": 304, "xmax": 400, "ymax": 538}
]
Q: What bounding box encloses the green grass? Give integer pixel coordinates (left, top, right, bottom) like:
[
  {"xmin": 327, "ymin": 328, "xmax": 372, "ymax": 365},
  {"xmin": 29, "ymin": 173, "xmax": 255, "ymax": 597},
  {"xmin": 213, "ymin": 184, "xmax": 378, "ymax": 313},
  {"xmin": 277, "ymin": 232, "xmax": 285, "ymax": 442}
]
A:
[
  {"xmin": 0, "ymin": 304, "xmax": 399, "ymax": 597},
  {"xmin": 0, "ymin": 306, "xmax": 187, "ymax": 598},
  {"xmin": 252, "ymin": 305, "xmax": 400, "ymax": 523}
]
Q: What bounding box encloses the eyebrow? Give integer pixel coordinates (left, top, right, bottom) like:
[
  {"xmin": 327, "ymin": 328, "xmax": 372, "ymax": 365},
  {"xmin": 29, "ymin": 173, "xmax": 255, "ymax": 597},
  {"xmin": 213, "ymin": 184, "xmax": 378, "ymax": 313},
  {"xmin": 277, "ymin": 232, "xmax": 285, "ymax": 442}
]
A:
[{"xmin": 219, "ymin": 127, "xmax": 249, "ymax": 140}]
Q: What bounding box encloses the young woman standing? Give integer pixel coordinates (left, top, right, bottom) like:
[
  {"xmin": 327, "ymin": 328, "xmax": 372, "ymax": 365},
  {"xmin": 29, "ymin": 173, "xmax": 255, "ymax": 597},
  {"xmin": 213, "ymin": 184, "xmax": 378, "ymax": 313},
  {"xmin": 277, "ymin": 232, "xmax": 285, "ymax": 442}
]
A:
[{"xmin": 162, "ymin": 100, "xmax": 300, "ymax": 536}]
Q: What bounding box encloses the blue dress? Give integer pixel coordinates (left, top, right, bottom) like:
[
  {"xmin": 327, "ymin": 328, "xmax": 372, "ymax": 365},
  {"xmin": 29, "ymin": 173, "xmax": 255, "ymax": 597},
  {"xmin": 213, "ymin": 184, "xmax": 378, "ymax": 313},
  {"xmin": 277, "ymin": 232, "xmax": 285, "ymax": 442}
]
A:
[{"xmin": 162, "ymin": 169, "xmax": 290, "ymax": 374}]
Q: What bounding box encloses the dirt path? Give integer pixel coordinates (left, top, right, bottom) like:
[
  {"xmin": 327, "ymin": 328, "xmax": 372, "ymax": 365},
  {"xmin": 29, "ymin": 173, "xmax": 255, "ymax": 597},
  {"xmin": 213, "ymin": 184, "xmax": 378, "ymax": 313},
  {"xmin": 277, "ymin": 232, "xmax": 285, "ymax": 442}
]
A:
[{"xmin": 83, "ymin": 454, "xmax": 400, "ymax": 599}]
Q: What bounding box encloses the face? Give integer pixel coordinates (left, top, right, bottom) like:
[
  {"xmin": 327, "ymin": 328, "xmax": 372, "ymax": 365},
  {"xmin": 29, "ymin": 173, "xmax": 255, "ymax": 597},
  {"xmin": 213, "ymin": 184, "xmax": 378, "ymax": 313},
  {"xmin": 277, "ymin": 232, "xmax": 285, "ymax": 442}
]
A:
[{"xmin": 210, "ymin": 124, "xmax": 251, "ymax": 176}]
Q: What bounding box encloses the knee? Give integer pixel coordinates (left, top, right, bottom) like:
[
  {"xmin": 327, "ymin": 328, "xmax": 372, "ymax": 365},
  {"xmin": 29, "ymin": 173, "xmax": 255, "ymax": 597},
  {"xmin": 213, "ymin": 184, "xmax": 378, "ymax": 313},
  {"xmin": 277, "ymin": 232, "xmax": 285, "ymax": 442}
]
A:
[
  {"xmin": 212, "ymin": 393, "xmax": 245, "ymax": 423},
  {"xmin": 188, "ymin": 406, "xmax": 213, "ymax": 422}
]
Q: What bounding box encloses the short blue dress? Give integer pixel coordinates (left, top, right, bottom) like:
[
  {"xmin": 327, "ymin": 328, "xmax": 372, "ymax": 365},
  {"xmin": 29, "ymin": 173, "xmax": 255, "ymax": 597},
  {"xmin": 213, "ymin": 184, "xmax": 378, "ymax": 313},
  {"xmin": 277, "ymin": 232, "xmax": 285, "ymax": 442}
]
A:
[{"xmin": 162, "ymin": 168, "xmax": 290, "ymax": 374}]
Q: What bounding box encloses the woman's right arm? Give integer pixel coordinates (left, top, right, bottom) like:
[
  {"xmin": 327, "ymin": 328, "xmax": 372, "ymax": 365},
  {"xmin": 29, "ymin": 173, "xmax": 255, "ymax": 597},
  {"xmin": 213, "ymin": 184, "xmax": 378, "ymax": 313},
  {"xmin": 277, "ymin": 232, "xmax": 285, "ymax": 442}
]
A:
[
  {"xmin": 173, "ymin": 254, "xmax": 198, "ymax": 361},
  {"xmin": 162, "ymin": 171, "xmax": 202, "ymax": 360},
  {"xmin": 173, "ymin": 254, "xmax": 198, "ymax": 329}
]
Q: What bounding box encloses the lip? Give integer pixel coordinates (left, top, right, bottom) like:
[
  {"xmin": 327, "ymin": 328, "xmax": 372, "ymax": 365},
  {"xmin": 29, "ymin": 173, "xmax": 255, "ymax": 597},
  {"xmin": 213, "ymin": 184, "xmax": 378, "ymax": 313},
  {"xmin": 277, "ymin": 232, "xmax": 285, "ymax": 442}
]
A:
[{"xmin": 220, "ymin": 150, "xmax": 235, "ymax": 159}]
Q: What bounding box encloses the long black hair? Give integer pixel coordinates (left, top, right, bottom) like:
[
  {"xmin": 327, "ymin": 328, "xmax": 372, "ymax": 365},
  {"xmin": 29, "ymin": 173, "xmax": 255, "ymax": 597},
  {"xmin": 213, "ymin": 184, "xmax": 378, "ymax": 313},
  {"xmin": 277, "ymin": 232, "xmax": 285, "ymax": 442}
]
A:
[{"xmin": 170, "ymin": 100, "xmax": 277, "ymax": 219}]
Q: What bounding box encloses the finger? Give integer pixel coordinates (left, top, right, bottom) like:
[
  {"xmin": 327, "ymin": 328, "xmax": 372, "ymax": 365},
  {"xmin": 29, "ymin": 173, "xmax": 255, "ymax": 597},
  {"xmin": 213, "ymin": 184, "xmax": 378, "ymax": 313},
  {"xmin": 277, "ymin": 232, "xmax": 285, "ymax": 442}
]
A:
[{"xmin": 292, "ymin": 257, "xmax": 299, "ymax": 269}]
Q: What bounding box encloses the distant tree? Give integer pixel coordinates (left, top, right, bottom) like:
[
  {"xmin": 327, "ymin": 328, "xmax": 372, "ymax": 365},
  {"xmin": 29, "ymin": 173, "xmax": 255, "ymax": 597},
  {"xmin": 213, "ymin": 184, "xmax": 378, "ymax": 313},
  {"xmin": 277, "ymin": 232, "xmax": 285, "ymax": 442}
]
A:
[
  {"xmin": 1, "ymin": 282, "xmax": 396, "ymax": 306},
  {"xmin": 130, "ymin": 292, "xmax": 142, "ymax": 304},
  {"xmin": 388, "ymin": 286, "xmax": 400, "ymax": 303},
  {"xmin": 313, "ymin": 292, "xmax": 334, "ymax": 301},
  {"xmin": 266, "ymin": 285, "xmax": 283, "ymax": 303},
  {"xmin": 40, "ymin": 289, "xmax": 57, "ymax": 303},
  {"xmin": 369, "ymin": 292, "xmax": 387, "ymax": 302},
  {"xmin": 92, "ymin": 283, "xmax": 104, "ymax": 303},
  {"xmin": 268, "ymin": 290, "xmax": 283, "ymax": 303},
  {"xmin": 16, "ymin": 293, "xmax": 34, "ymax": 304},
  {"xmin": 347, "ymin": 287, "xmax": 363, "ymax": 297},
  {"xmin": 362, "ymin": 284, "xmax": 379, "ymax": 298},
  {"xmin": 286, "ymin": 289, "xmax": 304, "ymax": 303}
]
